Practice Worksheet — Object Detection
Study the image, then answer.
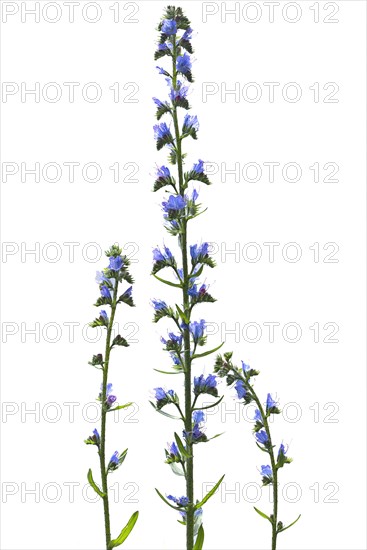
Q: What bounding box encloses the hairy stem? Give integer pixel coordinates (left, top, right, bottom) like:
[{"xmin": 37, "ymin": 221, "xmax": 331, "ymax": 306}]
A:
[
  {"xmin": 171, "ymin": 37, "xmax": 194, "ymax": 550},
  {"xmin": 100, "ymin": 282, "xmax": 118, "ymax": 550},
  {"xmin": 245, "ymin": 382, "xmax": 278, "ymax": 550}
]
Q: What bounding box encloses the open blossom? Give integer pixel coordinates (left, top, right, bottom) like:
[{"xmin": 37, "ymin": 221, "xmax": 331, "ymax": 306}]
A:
[
  {"xmin": 162, "ymin": 194, "xmax": 186, "ymax": 213},
  {"xmin": 194, "ymin": 374, "xmax": 218, "ymax": 396},
  {"xmin": 167, "ymin": 495, "xmax": 189, "ymax": 507},
  {"xmin": 183, "ymin": 113, "xmax": 199, "ymax": 133},
  {"xmin": 176, "ymin": 52, "xmax": 192, "ymax": 74},
  {"xmin": 109, "ymin": 255, "xmax": 123, "ymax": 271},
  {"xmin": 190, "ymin": 242, "xmax": 209, "ymax": 261},
  {"xmin": 156, "ymin": 165, "xmax": 171, "ymax": 179},
  {"xmin": 192, "ymin": 159, "xmax": 204, "ymax": 175},
  {"xmin": 189, "ymin": 319, "xmax": 206, "ymax": 341},
  {"xmin": 161, "ymin": 18, "xmax": 177, "ymax": 35},
  {"xmin": 100, "ymin": 285, "xmax": 111, "ymax": 299},
  {"xmin": 153, "ymin": 245, "xmax": 173, "ymax": 262},
  {"xmin": 256, "ymin": 430, "xmax": 269, "ymax": 445},
  {"xmin": 151, "ymin": 298, "xmax": 168, "ymax": 311},
  {"xmin": 261, "ymin": 465, "xmax": 272, "ymax": 477},
  {"xmin": 154, "ymin": 122, "xmax": 173, "ymax": 142},
  {"xmin": 235, "ymin": 379, "xmax": 246, "ymax": 399}
]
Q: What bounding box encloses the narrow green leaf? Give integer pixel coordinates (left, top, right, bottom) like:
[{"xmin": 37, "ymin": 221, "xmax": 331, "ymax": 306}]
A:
[
  {"xmin": 254, "ymin": 506, "xmax": 272, "ymax": 523},
  {"xmin": 153, "ymin": 368, "xmax": 182, "ymax": 375},
  {"xmin": 108, "ymin": 402, "xmax": 133, "ymax": 412},
  {"xmin": 207, "ymin": 432, "xmax": 224, "ymax": 441},
  {"xmin": 193, "ymin": 395, "xmax": 224, "ymax": 411},
  {"xmin": 193, "ymin": 525, "xmax": 205, "ymax": 550},
  {"xmin": 153, "ymin": 273, "xmax": 182, "ymax": 288},
  {"xmin": 194, "ymin": 474, "xmax": 225, "ymax": 509},
  {"xmin": 192, "ymin": 342, "xmax": 224, "ymax": 360},
  {"xmin": 278, "ymin": 514, "xmax": 301, "ymax": 533},
  {"xmin": 87, "ymin": 469, "xmax": 105, "ymax": 498},
  {"xmin": 149, "ymin": 401, "xmax": 180, "ymax": 420},
  {"xmin": 176, "ymin": 304, "xmax": 189, "ymax": 324},
  {"xmin": 155, "ymin": 488, "xmax": 181, "ymax": 510},
  {"xmin": 174, "ymin": 432, "xmax": 191, "ymax": 458},
  {"xmin": 110, "ymin": 511, "xmax": 139, "ymax": 547}
]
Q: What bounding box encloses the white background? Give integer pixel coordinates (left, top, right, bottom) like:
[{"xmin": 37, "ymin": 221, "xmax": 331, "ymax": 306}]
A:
[{"xmin": 1, "ymin": 1, "xmax": 366, "ymax": 549}]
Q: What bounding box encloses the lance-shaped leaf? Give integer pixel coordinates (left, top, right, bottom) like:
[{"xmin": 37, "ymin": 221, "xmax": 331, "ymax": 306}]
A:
[
  {"xmin": 254, "ymin": 506, "xmax": 272, "ymax": 524},
  {"xmin": 193, "ymin": 395, "xmax": 224, "ymax": 411},
  {"xmin": 149, "ymin": 401, "xmax": 181, "ymax": 420},
  {"xmin": 87, "ymin": 469, "xmax": 105, "ymax": 498},
  {"xmin": 153, "ymin": 273, "xmax": 182, "ymax": 288},
  {"xmin": 174, "ymin": 432, "xmax": 191, "ymax": 459},
  {"xmin": 111, "ymin": 334, "xmax": 129, "ymax": 349},
  {"xmin": 110, "ymin": 511, "xmax": 139, "ymax": 548},
  {"xmin": 277, "ymin": 514, "xmax": 301, "ymax": 533},
  {"xmin": 192, "ymin": 342, "xmax": 224, "ymax": 360},
  {"xmin": 180, "ymin": 39, "xmax": 193, "ymax": 54},
  {"xmin": 108, "ymin": 402, "xmax": 133, "ymax": 413},
  {"xmin": 193, "ymin": 525, "xmax": 204, "ymax": 550},
  {"xmin": 194, "ymin": 474, "xmax": 225, "ymax": 510},
  {"xmin": 176, "ymin": 304, "xmax": 189, "ymax": 324}
]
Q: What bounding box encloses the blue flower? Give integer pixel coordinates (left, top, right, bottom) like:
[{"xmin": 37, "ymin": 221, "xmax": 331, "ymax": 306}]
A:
[
  {"xmin": 151, "ymin": 299, "xmax": 168, "ymax": 311},
  {"xmin": 194, "ymin": 374, "xmax": 218, "ymax": 397},
  {"xmin": 107, "ymin": 394, "xmax": 116, "ymax": 406},
  {"xmin": 154, "ymin": 122, "xmax": 173, "ymax": 142},
  {"xmin": 100, "ymin": 285, "xmax": 111, "ymax": 299},
  {"xmin": 156, "ymin": 66, "xmax": 166, "ymax": 74},
  {"xmin": 242, "ymin": 361, "xmax": 251, "ymax": 374},
  {"xmin": 189, "ymin": 319, "xmax": 206, "ymax": 342},
  {"xmin": 109, "ymin": 255, "xmax": 123, "ymax": 271},
  {"xmin": 153, "ymin": 97, "xmax": 165, "ymax": 108},
  {"xmin": 168, "ymin": 442, "xmax": 180, "ymax": 458},
  {"xmin": 192, "ymin": 159, "xmax": 204, "ymax": 174},
  {"xmin": 162, "ymin": 194, "xmax": 186, "ymax": 213},
  {"xmin": 180, "ymin": 507, "xmax": 203, "ymax": 523},
  {"xmin": 235, "ymin": 379, "xmax": 246, "ymax": 399},
  {"xmin": 188, "ymin": 283, "xmax": 208, "ymax": 298},
  {"xmin": 192, "ymin": 410, "xmax": 205, "ymax": 424},
  {"xmin": 177, "ymin": 52, "xmax": 192, "ymax": 74},
  {"xmin": 154, "ymin": 387, "xmax": 168, "ymax": 401},
  {"xmin": 95, "ymin": 271, "xmax": 109, "ymax": 284},
  {"xmin": 266, "ymin": 393, "xmax": 277, "ymax": 412},
  {"xmin": 278, "ymin": 443, "xmax": 286, "ymax": 459},
  {"xmin": 161, "ymin": 18, "xmax": 177, "ymax": 35},
  {"xmin": 106, "ymin": 383, "xmax": 113, "ymax": 395},
  {"xmin": 93, "ymin": 428, "xmax": 100, "ymax": 441},
  {"xmin": 261, "ymin": 465, "xmax": 272, "ymax": 477},
  {"xmin": 167, "ymin": 495, "xmax": 189, "ymax": 507},
  {"xmin": 190, "ymin": 242, "xmax": 209, "ymax": 261},
  {"xmin": 153, "ymin": 245, "xmax": 173, "ymax": 262},
  {"xmin": 109, "ymin": 451, "xmax": 119, "ymax": 465},
  {"xmin": 169, "ymin": 80, "xmax": 189, "ymax": 102},
  {"xmin": 100, "ymin": 310, "xmax": 109, "ymax": 323},
  {"xmin": 182, "ymin": 27, "xmax": 193, "ymax": 41},
  {"xmin": 255, "ymin": 430, "xmax": 269, "ymax": 445},
  {"xmin": 154, "ymin": 387, "xmax": 176, "ymax": 409},
  {"xmin": 156, "ymin": 165, "xmax": 171, "ymax": 179},
  {"xmin": 183, "ymin": 113, "xmax": 199, "ymax": 133},
  {"xmin": 254, "ymin": 409, "xmax": 263, "ymax": 422}
]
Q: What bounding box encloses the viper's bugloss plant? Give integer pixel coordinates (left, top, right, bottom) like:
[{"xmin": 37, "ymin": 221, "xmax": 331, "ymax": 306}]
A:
[
  {"xmin": 213, "ymin": 353, "xmax": 301, "ymax": 550},
  {"xmin": 151, "ymin": 6, "xmax": 224, "ymax": 549},
  {"xmin": 85, "ymin": 244, "xmax": 138, "ymax": 549}
]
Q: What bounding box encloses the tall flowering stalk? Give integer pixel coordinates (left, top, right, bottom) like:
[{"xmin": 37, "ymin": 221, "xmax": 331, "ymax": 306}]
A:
[
  {"xmin": 151, "ymin": 7, "xmax": 224, "ymax": 550},
  {"xmin": 85, "ymin": 244, "xmax": 139, "ymax": 549},
  {"xmin": 213, "ymin": 353, "xmax": 301, "ymax": 550}
]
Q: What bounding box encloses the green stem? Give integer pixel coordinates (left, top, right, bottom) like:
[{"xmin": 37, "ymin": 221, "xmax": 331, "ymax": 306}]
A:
[
  {"xmin": 171, "ymin": 37, "xmax": 194, "ymax": 550},
  {"xmin": 100, "ymin": 281, "xmax": 119, "ymax": 550},
  {"xmin": 245, "ymin": 382, "xmax": 278, "ymax": 550}
]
